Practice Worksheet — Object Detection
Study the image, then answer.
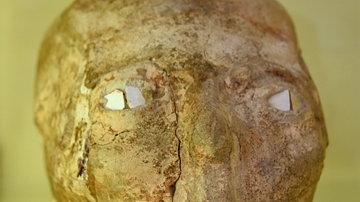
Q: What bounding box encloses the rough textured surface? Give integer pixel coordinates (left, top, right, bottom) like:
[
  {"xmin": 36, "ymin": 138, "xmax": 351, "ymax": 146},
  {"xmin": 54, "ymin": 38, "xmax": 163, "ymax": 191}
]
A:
[{"xmin": 35, "ymin": 0, "xmax": 328, "ymax": 201}]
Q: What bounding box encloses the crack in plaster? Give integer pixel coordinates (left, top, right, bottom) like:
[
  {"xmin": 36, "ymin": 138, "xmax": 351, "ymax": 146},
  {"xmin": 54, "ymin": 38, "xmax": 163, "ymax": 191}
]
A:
[{"xmin": 161, "ymin": 66, "xmax": 182, "ymax": 200}]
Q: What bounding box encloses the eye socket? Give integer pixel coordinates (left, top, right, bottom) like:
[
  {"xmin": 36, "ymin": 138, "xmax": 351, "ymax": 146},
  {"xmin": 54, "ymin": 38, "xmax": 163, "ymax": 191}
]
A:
[
  {"xmin": 268, "ymin": 90, "xmax": 302, "ymax": 112},
  {"xmin": 103, "ymin": 86, "xmax": 146, "ymax": 110}
]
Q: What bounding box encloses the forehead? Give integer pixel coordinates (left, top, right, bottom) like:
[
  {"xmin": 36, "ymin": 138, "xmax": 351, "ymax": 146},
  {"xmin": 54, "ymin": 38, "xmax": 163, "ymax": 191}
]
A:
[{"xmin": 37, "ymin": 0, "xmax": 303, "ymax": 91}]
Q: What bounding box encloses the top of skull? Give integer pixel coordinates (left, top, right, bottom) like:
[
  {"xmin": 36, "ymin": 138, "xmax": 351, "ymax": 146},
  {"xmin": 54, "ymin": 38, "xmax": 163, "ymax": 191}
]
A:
[{"xmin": 36, "ymin": 0, "xmax": 302, "ymax": 92}]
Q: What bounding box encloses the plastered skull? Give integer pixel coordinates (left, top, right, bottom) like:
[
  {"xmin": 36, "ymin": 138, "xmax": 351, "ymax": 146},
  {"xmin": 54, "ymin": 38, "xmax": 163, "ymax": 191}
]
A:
[{"xmin": 35, "ymin": 0, "xmax": 328, "ymax": 201}]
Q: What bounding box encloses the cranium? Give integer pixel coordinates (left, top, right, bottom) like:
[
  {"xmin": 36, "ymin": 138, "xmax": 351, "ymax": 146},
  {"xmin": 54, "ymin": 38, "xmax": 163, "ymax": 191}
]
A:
[{"xmin": 35, "ymin": 0, "xmax": 328, "ymax": 201}]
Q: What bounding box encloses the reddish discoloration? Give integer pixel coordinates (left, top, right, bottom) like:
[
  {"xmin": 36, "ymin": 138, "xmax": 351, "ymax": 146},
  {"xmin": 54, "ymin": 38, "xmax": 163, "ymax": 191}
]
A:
[
  {"xmin": 240, "ymin": 13, "xmax": 292, "ymax": 42},
  {"xmin": 104, "ymin": 75, "xmax": 115, "ymax": 82}
]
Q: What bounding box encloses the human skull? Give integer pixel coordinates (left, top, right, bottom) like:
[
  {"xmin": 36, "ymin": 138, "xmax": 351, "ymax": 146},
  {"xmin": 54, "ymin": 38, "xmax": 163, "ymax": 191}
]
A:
[{"xmin": 35, "ymin": 0, "xmax": 328, "ymax": 201}]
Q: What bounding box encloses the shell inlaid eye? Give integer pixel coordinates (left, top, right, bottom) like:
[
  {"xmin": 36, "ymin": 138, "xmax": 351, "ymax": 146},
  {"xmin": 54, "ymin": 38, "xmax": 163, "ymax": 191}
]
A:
[
  {"xmin": 268, "ymin": 90, "xmax": 303, "ymax": 112},
  {"xmin": 125, "ymin": 86, "xmax": 146, "ymax": 108},
  {"xmin": 269, "ymin": 90, "xmax": 291, "ymax": 111},
  {"xmin": 104, "ymin": 90, "xmax": 125, "ymax": 110}
]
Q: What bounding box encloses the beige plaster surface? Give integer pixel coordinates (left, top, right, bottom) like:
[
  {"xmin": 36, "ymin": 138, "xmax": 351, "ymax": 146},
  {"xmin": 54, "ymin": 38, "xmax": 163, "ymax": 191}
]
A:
[{"xmin": 0, "ymin": 0, "xmax": 359, "ymax": 201}]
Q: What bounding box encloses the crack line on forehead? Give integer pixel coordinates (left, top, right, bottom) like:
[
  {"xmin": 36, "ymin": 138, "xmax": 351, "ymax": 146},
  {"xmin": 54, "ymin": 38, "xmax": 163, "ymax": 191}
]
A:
[{"xmin": 159, "ymin": 65, "xmax": 182, "ymax": 200}]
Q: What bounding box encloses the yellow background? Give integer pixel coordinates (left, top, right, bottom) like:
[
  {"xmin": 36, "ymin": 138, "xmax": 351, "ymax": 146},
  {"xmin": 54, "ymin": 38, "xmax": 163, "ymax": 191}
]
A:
[{"xmin": 0, "ymin": 0, "xmax": 359, "ymax": 201}]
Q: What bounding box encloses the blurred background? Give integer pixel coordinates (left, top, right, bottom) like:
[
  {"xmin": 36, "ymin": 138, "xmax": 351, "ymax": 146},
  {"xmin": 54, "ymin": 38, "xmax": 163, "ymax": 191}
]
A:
[{"xmin": 0, "ymin": 0, "xmax": 359, "ymax": 201}]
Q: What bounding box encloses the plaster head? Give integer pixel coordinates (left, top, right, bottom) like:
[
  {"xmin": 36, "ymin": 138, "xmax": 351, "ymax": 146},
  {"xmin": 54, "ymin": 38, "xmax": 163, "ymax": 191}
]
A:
[{"xmin": 35, "ymin": 0, "xmax": 328, "ymax": 201}]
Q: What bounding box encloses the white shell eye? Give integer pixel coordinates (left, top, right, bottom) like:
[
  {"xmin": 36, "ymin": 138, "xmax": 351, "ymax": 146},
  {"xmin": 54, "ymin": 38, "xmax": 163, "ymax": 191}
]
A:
[
  {"xmin": 104, "ymin": 90, "xmax": 125, "ymax": 110},
  {"xmin": 268, "ymin": 90, "xmax": 303, "ymax": 112},
  {"xmin": 268, "ymin": 90, "xmax": 291, "ymax": 111},
  {"xmin": 125, "ymin": 86, "xmax": 146, "ymax": 108}
]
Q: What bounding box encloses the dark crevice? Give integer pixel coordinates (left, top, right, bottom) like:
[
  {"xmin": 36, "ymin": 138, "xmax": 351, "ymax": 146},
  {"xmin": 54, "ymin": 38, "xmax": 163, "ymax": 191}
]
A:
[
  {"xmin": 77, "ymin": 132, "xmax": 90, "ymax": 178},
  {"xmin": 169, "ymin": 183, "xmax": 177, "ymax": 198}
]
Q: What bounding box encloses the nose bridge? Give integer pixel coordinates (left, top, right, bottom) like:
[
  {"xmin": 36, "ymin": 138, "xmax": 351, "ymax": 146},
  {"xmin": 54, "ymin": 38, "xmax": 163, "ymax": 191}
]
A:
[
  {"xmin": 174, "ymin": 105, "xmax": 236, "ymax": 201},
  {"xmin": 202, "ymin": 111, "xmax": 240, "ymax": 201},
  {"xmin": 170, "ymin": 71, "xmax": 240, "ymax": 201}
]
